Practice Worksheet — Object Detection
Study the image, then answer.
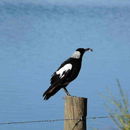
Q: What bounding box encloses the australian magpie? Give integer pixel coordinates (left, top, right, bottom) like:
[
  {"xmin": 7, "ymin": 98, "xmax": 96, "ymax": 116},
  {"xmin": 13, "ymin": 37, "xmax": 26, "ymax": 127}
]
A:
[{"xmin": 43, "ymin": 48, "xmax": 93, "ymax": 100}]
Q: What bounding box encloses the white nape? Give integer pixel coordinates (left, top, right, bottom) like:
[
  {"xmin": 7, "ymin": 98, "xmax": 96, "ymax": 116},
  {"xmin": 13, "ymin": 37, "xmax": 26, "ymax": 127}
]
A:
[
  {"xmin": 56, "ymin": 64, "xmax": 72, "ymax": 78},
  {"xmin": 71, "ymin": 51, "xmax": 81, "ymax": 59}
]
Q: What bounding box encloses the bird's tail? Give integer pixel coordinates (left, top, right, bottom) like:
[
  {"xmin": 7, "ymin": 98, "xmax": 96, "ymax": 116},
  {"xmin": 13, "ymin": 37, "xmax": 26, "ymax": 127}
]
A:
[{"xmin": 43, "ymin": 85, "xmax": 61, "ymax": 100}]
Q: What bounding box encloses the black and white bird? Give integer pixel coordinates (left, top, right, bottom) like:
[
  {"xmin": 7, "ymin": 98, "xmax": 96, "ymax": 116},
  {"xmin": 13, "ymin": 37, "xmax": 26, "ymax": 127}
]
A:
[{"xmin": 43, "ymin": 48, "xmax": 93, "ymax": 100}]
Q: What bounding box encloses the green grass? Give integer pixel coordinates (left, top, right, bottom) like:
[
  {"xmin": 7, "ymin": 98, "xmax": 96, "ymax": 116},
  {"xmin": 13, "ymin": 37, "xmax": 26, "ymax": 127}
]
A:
[{"xmin": 104, "ymin": 80, "xmax": 130, "ymax": 130}]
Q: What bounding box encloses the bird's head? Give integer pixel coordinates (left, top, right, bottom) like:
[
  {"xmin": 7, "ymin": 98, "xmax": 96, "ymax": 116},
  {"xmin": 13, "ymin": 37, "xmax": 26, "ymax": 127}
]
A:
[{"xmin": 71, "ymin": 48, "xmax": 93, "ymax": 59}]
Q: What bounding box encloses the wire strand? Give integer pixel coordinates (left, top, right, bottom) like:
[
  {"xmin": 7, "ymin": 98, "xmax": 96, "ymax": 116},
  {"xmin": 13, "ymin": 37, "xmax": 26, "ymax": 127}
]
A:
[{"xmin": 0, "ymin": 116, "xmax": 110, "ymax": 125}]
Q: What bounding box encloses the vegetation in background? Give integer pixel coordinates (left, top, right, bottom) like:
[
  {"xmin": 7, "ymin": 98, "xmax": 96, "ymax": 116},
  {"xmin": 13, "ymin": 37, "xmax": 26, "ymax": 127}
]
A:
[{"xmin": 104, "ymin": 80, "xmax": 130, "ymax": 130}]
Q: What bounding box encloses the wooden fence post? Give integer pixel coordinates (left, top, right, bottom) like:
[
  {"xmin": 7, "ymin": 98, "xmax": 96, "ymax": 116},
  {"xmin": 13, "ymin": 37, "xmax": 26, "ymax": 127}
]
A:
[{"xmin": 64, "ymin": 96, "xmax": 87, "ymax": 130}]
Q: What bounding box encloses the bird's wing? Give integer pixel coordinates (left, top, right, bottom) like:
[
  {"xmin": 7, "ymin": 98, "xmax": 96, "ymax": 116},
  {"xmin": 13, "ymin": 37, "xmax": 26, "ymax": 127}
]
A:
[
  {"xmin": 43, "ymin": 66, "xmax": 72, "ymax": 100},
  {"xmin": 50, "ymin": 63, "xmax": 72, "ymax": 85}
]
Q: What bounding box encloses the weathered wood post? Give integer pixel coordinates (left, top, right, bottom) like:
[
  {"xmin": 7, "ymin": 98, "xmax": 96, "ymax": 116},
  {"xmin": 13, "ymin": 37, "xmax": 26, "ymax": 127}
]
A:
[{"xmin": 64, "ymin": 96, "xmax": 87, "ymax": 130}]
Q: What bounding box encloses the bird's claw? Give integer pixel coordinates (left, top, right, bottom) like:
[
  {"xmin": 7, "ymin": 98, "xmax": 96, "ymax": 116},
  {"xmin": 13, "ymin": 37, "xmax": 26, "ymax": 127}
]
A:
[{"xmin": 67, "ymin": 93, "xmax": 71, "ymax": 96}]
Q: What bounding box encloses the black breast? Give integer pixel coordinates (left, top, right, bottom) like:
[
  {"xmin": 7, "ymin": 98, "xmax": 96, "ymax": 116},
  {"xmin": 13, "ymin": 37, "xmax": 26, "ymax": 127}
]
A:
[{"xmin": 68, "ymin": 58, "xmax": 82, "ymax": 82}]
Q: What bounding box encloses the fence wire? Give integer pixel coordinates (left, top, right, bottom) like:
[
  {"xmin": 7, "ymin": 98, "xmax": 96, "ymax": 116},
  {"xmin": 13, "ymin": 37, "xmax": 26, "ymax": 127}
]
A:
[{"xmin": 0, "ymin": 116, "xmax": 109, "ymax": 125}]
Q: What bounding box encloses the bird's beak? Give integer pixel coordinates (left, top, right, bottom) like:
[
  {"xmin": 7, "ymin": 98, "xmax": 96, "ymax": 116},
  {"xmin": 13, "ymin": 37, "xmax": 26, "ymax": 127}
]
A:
[{"xmin": 85, "ymin": 48, "xmax": 93, "ymax": 52}]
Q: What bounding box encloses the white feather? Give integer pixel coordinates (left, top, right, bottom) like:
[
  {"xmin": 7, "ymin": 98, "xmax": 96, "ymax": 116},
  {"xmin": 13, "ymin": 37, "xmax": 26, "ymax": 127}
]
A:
[
  {"xmin": 56, "ymin": 64, "xmax": 72, "ymax": 78},
  {"xmin": 71, "ymin": 51, "xmax": 81, "ymax": 59}
]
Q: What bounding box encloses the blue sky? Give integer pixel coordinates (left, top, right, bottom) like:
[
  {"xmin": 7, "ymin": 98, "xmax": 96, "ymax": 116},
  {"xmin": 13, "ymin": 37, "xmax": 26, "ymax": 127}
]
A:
[
  {"xmin": 0, "ymin": 0, "xmax": 130, "ymax": 7},
  {"xmin": 0, "ymin": 1, "xmax": 130, "ymax": 129}
]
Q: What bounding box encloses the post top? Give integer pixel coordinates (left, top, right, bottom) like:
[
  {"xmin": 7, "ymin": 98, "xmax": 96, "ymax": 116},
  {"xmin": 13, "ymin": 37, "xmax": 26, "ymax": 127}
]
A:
[{"xmin": 64, "ymin": 96, "xmax": 88, "ymax": 100}]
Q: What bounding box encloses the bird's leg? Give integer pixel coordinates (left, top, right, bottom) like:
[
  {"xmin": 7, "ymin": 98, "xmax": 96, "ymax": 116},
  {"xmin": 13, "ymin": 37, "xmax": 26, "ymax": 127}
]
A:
[{"xmin": 63, "ymin": 87, "xmax": 71, "ymax": 96}]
